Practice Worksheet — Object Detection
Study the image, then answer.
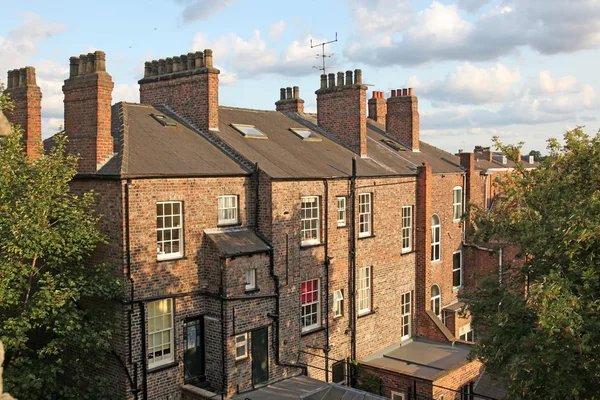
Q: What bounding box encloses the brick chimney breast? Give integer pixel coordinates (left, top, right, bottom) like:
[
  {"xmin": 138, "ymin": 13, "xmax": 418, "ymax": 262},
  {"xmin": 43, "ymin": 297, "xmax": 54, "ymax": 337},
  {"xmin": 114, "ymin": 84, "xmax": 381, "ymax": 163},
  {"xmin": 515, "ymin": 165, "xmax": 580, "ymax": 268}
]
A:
[
  {"xmin": 368, "ymin": 90, "xmax": 387, "ymax": 126},
  {"xmin": 4, "ymin": 66, "xmax": 43, "ymax": 159},
  {"xmin": 63, "ymin": 51, "xmax": 114, "ymax": 174},
  {"xmin": 316, "ymin": 69, "xmax": 368, "ymax": 157},
  {"xmin": 139, "ymin": 49, "xmax": 220, "ymax": 132},
  {"xmin": 386, "ymin": 87, "xmax": 420, "ymax": 151},
  {"xmin": 275, "ymin": 86, "xmax": 304, "ymax": 113}
]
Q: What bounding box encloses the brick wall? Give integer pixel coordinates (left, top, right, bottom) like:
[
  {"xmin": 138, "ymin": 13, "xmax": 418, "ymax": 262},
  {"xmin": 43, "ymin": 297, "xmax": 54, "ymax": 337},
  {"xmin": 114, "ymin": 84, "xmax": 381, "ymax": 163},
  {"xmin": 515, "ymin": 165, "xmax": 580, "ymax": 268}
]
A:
[
  {"xmin": 367, "ymin": 91, "xmax": 386, "ymax": 126},
  {"xmin": 432, "ymin": 358, "xmax": 484, "ymax": 399},
  {"xmin": 386, "ymin": 89, "xmax": 419, "ymax": 151}
]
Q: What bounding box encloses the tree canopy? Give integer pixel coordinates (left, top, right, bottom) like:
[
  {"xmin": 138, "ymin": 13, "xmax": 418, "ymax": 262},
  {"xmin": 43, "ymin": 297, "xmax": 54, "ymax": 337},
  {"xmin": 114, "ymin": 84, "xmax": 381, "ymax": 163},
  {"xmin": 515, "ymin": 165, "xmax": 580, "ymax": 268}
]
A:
[
  {"xmin": 466, "ymin": 128, "xmax": 600, "ymax": 399},
  {"xmin": 0, "ymin": 90, "xmax": 121, "ymax": 399}
]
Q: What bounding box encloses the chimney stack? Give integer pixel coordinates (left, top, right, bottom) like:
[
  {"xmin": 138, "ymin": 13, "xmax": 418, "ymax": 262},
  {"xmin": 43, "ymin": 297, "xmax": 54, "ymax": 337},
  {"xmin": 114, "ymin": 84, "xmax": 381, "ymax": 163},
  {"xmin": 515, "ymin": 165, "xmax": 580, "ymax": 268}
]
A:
[
  {"xmin": 368, "ymin": 91, "xmax": 387, "ymax": 126},
  {"xmin": 4, "ymin": 66, "xmax": 42, "ymax": 159},
  {"xmin": 316, "ymin": 69, "xmax": 368, "ymax": 157},
  {"xmin": 275, "ymin": 86, "xmax": 304, "ymax": 113},
  {"xmin": 386, "ymin": 87, "xmax": 419, "ymax": 151},
  {"xmin": 139, "ymin": 49, "xmax": 220, "ymax": 132},
  {"xmin": 63, "ymin": 51, "xmax": 114, "ymax": 173}
]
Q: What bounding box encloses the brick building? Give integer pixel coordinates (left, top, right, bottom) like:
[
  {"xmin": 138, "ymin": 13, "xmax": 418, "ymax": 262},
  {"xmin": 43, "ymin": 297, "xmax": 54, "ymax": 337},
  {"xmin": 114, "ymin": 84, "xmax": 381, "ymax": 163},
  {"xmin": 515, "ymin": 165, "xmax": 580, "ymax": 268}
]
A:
[{"xmin": 3, "ymin": 49, "xmax": 537, "ymax": 400}]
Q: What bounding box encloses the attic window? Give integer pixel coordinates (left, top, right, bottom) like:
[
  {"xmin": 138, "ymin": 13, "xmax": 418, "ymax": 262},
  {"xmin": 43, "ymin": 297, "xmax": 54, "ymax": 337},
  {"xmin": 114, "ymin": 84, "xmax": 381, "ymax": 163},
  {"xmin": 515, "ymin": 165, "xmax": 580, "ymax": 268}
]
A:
[
  {"xmin": 290, "ymin": 128, "xmax": 321, "ymax": 141},
  {"xmin": 231, "ymin": 124, "xmax": 267, "ymax": 139},
  {"xmin": 381, "ymin": 139, "xmax": 404, "ymax": 151},
  {"xmin": 151, "ymin": 113, "xmax": 177, "ymax": 127}
]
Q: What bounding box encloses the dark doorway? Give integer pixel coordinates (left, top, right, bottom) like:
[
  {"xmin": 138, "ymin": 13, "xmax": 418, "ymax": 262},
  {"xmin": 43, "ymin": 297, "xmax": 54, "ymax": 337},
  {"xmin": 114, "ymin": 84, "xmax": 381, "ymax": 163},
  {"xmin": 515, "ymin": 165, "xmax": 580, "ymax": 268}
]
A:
[
  {"xmin": 183, "ymin": 317, "xmax": 205, "ymax": 385},
  {"xmin": 251, "ymin": 327, "xmax": 269, "ymax": 385}
]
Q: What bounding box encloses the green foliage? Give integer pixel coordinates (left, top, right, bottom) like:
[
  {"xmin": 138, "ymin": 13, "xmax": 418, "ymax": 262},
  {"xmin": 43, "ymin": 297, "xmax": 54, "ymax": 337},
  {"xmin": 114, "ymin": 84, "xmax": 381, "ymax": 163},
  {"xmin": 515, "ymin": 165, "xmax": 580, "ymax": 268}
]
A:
[
  {"xmin": 466, "ymin": 128, "xmax": 600, "ymax": 399},
  {"xmin": 352, "ymin": 361, "xmax": 382, "ymax": 395},
  {"xmin": 0, "ymin": 130, "xmax": 121, "ymax": 399}
]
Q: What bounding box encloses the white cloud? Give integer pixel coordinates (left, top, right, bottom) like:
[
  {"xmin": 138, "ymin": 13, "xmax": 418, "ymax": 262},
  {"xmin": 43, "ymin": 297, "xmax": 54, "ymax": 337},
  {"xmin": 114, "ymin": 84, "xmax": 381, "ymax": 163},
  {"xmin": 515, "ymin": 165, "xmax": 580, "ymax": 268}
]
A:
[
  {"xmin": 268, "ymin": 21, "xmax": 286, "ymax": 41},
  {"xmin": 174, "ymin": 0, "xmax": 236, "ymax": 22},
  {"xmin": 345, "ymin": 0, "xmax": 600, "ymax": 66},
  {"xmin": 349, "ymin": 0, "xmax": 413, "ymax": 36},
  {"xmin": 113, "ymin": 83, "xmax": 139, "ymax": 104}
]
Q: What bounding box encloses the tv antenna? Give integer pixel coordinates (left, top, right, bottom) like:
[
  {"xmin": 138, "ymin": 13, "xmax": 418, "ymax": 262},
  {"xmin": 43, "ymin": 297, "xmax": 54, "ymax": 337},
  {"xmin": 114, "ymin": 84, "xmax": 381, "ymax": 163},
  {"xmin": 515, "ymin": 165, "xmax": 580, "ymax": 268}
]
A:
[{"xmin": 311, "ymin": 32, "xmax": 338, "ymax": 75}]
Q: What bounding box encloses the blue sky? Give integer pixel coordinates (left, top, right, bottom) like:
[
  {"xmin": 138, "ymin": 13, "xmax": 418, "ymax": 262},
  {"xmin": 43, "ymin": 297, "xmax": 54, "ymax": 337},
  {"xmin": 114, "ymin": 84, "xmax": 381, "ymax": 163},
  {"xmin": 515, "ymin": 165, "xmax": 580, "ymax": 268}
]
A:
[{"xmin": 1, "ymin": 0, "xmax": 599, "ymax": 154}]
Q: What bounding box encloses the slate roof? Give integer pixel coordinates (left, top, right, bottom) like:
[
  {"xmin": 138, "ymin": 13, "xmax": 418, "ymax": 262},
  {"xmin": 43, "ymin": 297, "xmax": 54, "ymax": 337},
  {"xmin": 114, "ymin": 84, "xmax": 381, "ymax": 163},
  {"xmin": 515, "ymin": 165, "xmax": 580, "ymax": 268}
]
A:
[
  {"xmin": 474, "ymin": 152, "xmax": 538, "ymax": 171},
  {"xmin": 205, "ymin": 228, "xmax": 270, "ymax": 257}
]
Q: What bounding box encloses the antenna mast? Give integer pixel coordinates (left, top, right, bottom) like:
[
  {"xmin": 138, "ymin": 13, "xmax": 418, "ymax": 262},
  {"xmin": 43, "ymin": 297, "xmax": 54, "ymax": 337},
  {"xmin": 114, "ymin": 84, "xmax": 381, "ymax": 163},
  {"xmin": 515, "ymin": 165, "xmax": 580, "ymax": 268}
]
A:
[{"xmin": 311, "ymin": 33, "xmax": 338, "ymax": 75}]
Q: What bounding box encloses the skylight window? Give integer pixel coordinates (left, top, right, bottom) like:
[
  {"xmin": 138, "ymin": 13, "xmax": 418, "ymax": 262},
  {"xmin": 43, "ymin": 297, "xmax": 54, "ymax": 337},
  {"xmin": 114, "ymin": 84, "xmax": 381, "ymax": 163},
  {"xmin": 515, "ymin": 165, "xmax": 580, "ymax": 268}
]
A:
[
  {"xmin": 231, "ymin": 124, "xmax": 268, "ymax": 139},
  {"xmin": 290, "ymin": 128, "xmax": 321, "ymax": 142},
  {"xmin": 151, "ymin": 113, "xmax": 177, "ymax": 127}
]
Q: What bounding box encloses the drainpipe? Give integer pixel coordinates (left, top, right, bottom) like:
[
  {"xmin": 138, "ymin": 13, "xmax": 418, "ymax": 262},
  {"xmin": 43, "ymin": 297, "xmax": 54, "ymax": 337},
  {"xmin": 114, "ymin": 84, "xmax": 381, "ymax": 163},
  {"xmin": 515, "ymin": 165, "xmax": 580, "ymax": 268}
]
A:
[
  {"xmin": 323, "ymin": 179, "xmax": 331, "ymax": 382},
  {"xmin": 140, "ymin": 302, "xmax": 148, "ymax": 400},
  {"xmin": 349, "ymin": 158, "xmax": 357, "ymax": 361},
  {"xmin": 254, "ymin": 162, "xmax": 259, "ymax": 229},
  {"xmin": 220, "ymin": 256, "xmax": 227, "ymax": 399}
]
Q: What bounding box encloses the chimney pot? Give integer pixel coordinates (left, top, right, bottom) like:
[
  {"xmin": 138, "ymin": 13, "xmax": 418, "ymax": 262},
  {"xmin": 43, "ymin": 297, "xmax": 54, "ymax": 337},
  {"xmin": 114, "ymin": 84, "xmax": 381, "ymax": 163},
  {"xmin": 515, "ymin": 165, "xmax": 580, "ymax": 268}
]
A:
[
  {"xmin": 337, "ymin": 71, "xmax": 344, "ymax": 87},
  {"xmin": 166, "ymin": 58, "xmax": 173, "ymax": 74},
  {"xmin": 354, "ymin": 69, "xmax": 362, "ymax": 84},
  {"xmin": 18, "ymin": 68, "xmax": 26, "ymax": 87},
  {"xmin": 204, "ymin": 49, "xmax": 213, "ymax": 67},
  {"xmin": 144, "ymin": 61, "xmax": 152, "ymax": 78},
  {"xmin": 403, "ymin": 88, "xmax": 408, "ymax": 96},
  {"xmin": 195, "ymin": 51, "xmax": 204, "ymax": 68},
  {"xmin": 159, "ymin": 59, "xmax": 167, "ymax": 74},
  {"xmin": 187, "ymin": 53, "xmax": 195, "ymax": 70},
  {"xmin": 328, "ymin": 73, "xmax": 335, "ymax": 88},
  {"xmin": 293, "ymin": 86, "xmax": 299, "ymax": 99},
  {"xmin": 70, "ymin": 57, "xmax": 80, "ymax": 78},
  {"xmin": 171, "ymin": 57, "xmax": 179, "ymax": 73},
  {"xmin": 286, "ymin": 87, "xmax": 293, "ymax": 99},
  {"xmin": 320, "ymin": 74, "xmax": 327, "ymax": 89},
  {"xmin": 391, "ymin": 90, "xmax": 397, "ymax": 97},
  {"xmin": 151, "ymin": 60, "xmax": 159, "ymax": 76},
  {"xmin": 408, "ymin": 88, "xmax": 414, "ymax": 96},
  {"xmin": 94, "ymin": 51, "xmax": 106, "ymax": 72},
  {"xmin": 86, "ymin": 53, "xmax": 95, "ymax": 74},
  {"xmin": 280, "ymin": 88, "xmax": 286, "ymax": 100},
  {"xmin": 346, "ymin": 70, "xmax": 353, "ymax": 86},
  {"xmin": 79, "ymin": 55, "xmax": 86, "ymax": 76},
  {"xmin": 180, "ymin": 54, "xmax": 188, "ymax": 71}
]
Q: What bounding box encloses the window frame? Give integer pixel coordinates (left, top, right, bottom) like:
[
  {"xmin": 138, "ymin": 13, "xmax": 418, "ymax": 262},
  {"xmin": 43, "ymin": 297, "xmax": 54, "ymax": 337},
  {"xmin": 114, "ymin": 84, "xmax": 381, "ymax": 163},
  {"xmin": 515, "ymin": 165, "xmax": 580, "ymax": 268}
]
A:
[
  {"xmin": 301, "ymin": 196, "xmax": 320, "ymax": 246},
  {"xmin": 332, "ymin": 360, "xmax": 347, "ymax": 385},
  {"xmin": 358, "ymin": 193, "xmax": 372, "ymax": 238},
  {"xmin": 337, "ymin": 196, "xmax": 347, "ymax": 227},
  {"xmin": 431, "ymin": 214, "xmax": 441, "ymax": 262},
  {"xmin": 333, "ymin": 289, "xmax": 344, "ymax": 318},
  {"xmin": 401, "ymin": 206, "xmax": 413, "ymax": 253},
  {"xmin": 391, "ymin": 392, "xmax": 406, "ymax": 400},
  {"xmin": 147, "ymin": 298, "xmax": 174, "ymax": 368},
  {"xmin": 431, "ymin": 284, "xmax": 441, "ymax": 318},
  {"xmin": 401, "ymin": 291, "xmax": 412, "ymax": 340},
  {"xmin": 156, "ymin": 201, "xmax": 184, "ymax": 261},
  {"xmin": 453, "ymin": 250, "xmax": 462, "ymax": 288},
  {"xmin": 453, "ymin": 186, "xmax": 463, "ymax": 221},
  {"xmin": 357, "ymin": 266, "xmax": 372, "ymax": 316},
  {"xmin": 300, "ymin": 279, "xmax": 321, "ymax": 333},
  {"xmin": 244, "ymin": 268, "xmax": 256, "ymax": 291},
  {"xmin": 218, "ymin": 195, "xmax": 239, "ymax": 226},
  {"xmin": 235, "ymin": 333, "xmax": 248, "ymax": 361}
]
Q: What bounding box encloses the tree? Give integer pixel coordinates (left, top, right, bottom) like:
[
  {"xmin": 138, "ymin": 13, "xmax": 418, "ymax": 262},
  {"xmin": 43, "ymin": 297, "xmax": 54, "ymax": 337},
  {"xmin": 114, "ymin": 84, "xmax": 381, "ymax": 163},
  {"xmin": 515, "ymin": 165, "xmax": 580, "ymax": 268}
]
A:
[
  {"xmin": 527, "ymin": 149, "xmax": 543, "ymax": 162},
  {"xmin": 466, "ymin": 128, "xmax": 600, "ymax": 399},
  {"xmin": 0, "ymin": 90, "xmax": 121, "ymax": 399}
]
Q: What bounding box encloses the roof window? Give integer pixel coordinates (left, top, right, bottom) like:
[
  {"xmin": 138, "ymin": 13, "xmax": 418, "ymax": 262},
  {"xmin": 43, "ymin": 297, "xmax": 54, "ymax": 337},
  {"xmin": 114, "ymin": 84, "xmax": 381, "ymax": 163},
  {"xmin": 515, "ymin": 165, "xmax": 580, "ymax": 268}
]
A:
[
  {"xmin": 231, "ymin": 124, "xmax": 268, "ymax": 139},
  {"xmin": 290, "ymin": 128, "xmax": 321, "ymax": 141},
  {"xmin": 151, "ymin": 113, "xmax": 177, "ymax": 127},
  {"xmin": 381, "ymin": 139, "xmax": 405, "ymax": 151}
]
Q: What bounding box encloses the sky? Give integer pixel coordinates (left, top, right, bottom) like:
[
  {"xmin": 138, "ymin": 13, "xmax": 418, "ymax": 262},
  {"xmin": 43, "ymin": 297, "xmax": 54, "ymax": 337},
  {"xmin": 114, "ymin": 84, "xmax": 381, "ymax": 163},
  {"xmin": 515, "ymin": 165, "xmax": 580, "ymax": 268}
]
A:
[{"xmin": 1, "ymin": 0, "xmax": 599, "ymax": 154}]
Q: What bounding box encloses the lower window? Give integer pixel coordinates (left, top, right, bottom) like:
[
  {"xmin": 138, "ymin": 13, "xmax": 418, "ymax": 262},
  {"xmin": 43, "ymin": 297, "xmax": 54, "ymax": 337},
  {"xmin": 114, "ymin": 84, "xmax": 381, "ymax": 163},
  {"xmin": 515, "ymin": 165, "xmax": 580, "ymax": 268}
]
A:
[
  {"xmin": 235, "ymin": 333, "xmax": 248, "ymax": 360},
  {"xmin": 147, "ymin": 298, "xmax": 174, "ymax": 368},
  {"xmin": 333, "ymin": 289, "xmax": 344, "ymax": 318},
  {"xmin": 332, "ymin": 360, "xmax": 346, "ymax": 385},
  {"xmin": 401, "ymin": 291, "xmax": 411, "ymax": 340},
  {"xmin": 391, "ymin": 391, "xmax": 406, "ymax": 400},
  {"xmin": 301, "ymin": 279, "xmax": 320, "ymax": 332},
  {"xmin": 357, "ymin": 266, "xmax": 372, "ymax": 315}
]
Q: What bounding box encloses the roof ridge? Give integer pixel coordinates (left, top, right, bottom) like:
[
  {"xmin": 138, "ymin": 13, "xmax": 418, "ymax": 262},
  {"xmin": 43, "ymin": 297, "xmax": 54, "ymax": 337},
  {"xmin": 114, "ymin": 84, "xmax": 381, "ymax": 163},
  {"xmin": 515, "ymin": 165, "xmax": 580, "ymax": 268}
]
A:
[{"xmin": 219, "ymin": 105, "xmax": 277, "ymax": 113}]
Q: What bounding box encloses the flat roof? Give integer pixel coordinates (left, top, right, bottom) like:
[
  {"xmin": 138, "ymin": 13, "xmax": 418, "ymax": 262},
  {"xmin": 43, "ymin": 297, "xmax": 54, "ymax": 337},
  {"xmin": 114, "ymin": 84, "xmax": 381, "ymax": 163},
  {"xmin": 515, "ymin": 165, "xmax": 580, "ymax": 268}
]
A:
[
  {"xmin": 231, "ymin": 375, "xmax": 327, "ymax": 400},
  {"xmin": 361, "ymin": 338, "xmax": 473, "ymax": 379}
]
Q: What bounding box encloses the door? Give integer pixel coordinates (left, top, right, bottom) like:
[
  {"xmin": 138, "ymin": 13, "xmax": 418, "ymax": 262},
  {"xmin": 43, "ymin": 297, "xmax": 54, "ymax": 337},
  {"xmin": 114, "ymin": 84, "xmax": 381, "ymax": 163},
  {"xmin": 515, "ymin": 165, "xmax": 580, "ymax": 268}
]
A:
[
  {"xmin": 251, "ymin": 327, "xmax": 269, "ymax": 385},
  {"xmin": 183, "ymin": 317, "xmax": 205, "ymax": 385}
]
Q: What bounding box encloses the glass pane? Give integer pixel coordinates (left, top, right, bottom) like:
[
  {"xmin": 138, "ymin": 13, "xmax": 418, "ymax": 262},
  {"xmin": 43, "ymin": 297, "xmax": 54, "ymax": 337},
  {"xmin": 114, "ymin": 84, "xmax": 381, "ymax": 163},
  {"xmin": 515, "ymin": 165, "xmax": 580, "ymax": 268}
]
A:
[
  {"xmin": 165, "ymin": 203, "xmax": 172, "ymax": 215},
  {"xmin": 173, "ymin": 202, "xmax": 180, "ymax": 214}
]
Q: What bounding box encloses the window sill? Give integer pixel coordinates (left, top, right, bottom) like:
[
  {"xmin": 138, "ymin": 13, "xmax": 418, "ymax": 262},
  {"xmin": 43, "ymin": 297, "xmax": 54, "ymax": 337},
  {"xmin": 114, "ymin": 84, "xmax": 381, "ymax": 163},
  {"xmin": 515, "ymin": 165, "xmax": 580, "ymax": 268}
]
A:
[
  {"xmin": 431, "ymin": 260, "xmax": 441, "ymax": 264},
  {"xmin": 217, "ymin": 222, "xmax": 242, "ymax": 228},
  {"xmin": 157, "ymin": 255, "xmax": 187, "ymax": 263},
  {"xmin": 358, "ymin": 234, "xmax": 376, "ymax": 241},
  {"xmin": 300, "ymin": 242, "xmax": 325, "ymax": 250},
  {"xmin": 357, "ymin": 310, "xmax": 376, "ymax": 319},
  {"xmin": 148, "ymin": 360, "xmax": 178, "ymax": 373},
  {"xmin": 401, "ymin": 249, "xmax": 415, "ymax": 255},
  {"xmin": 301, "ymin": 326, "xmax": 326, "ymax": 337},
  {"xmin": 337, "ymin": 224, "xmax": 348, "ymax": 229},
  {"xmin": 245, "ymin": 288, "xmax": 260, "ymax": 294},
  {"xmin": 235, "ymin": 356, "xmax": 249, "ymax": 363}
]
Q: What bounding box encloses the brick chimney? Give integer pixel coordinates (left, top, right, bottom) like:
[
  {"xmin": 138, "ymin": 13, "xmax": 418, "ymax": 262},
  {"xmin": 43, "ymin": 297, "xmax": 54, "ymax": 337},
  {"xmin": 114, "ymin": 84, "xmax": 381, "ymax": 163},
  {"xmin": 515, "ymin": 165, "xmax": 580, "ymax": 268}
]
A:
[
  {"xmin": 368, "ymin": 90, "xmax": 386, "ymax": 126},
  {"xmin": 386, "ymin": 88, "xmax": 419, "ymax": 151},
  {"xmin": 316, "ymin": 69, "xmax": 367, "ymax": 157},
  {"xmin": 63, "ymin": 51, "xmax": 114, "ymax": 174},
  {"xmin": 139, "ymin": 50, "xmax": 220, "ymax": 132},
  {"xmin": 275, "ymin": 86, "xmax": 304, "ymax": 113},
  {"xmin": 474, "ymin": 146, "xmax": 492, "ymax": 162},
  {"xmin": 4, "ymin": 67, "xmax": 42, "ymax": 159}
]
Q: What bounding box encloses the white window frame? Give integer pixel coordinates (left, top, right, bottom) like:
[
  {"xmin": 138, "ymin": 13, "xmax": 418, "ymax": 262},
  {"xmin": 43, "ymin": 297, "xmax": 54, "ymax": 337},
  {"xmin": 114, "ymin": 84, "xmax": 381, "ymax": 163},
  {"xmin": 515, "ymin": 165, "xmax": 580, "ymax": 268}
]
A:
[
  {"xmin": 300, "ymin": 279, "xmax": 321, "ymax": 332},
  {"xmin": 431, "ymin": 214, "xmax": 441, "ymax": 262},
  {"xmin": 453, "ymin": 250, "xmax": 462, "ymax": 288},
  {"xmin": 147, "ymin": 298, "xmax": 174, "ymax": 368},
  {"xmin": 431, "ymin": 285, "xmax": 441, "ymax": 318},
  {"xmin": 401, "ymin": 291, "xmax": 411, "ymax": 340},
  {"xmin": 459, "ymin": 324, "xmax": 475, "ymax": 342},
  {"xmin": 358, "ymin": 193, "xmax": 372, "ymax": 238},
  {"xmin": 333, "ymin": 289, "xmax": 344, "ymax": 318},
  {"xmin": 218, "ymin": 195, "xmax": 238, "ymax": 225},
  {"xmin": 453, "ymin": 187, "xmax": 463, "ymax": 221},
  {"xmin": 301, "ymin": 196, "xmax": 320, "ymax": 246},
  {"xmin": 391, "ymin": 392, "xmax": 406, "ymax": 400},
  {"xmin": 401, "ymin": 206, "xmax": 412, "ymax": 253},
  {"xmin": 156, "ymin": 201, "xmax": 183, "ymax": 261},
  {"xmin": 357, "ymin": 266, "xmax": 372, "ymax": 315},
  {"xmin": 245, "ymin": 268, "xmax": 256, "ymax": 291},
  {"xmin": 337, "ymin": 196, "xmax": 346, "ymax": 227},
  {"xmin": 235, "ymin": 333, "xmax": 248, "ymax": 360}
]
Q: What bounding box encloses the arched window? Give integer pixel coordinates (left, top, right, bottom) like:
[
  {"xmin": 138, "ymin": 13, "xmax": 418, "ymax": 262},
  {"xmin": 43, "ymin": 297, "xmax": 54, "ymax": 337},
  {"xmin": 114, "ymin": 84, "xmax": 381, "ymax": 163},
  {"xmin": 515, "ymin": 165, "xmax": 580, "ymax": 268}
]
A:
[
  {"xmin": 453, "ymin": 186, "xmax": 463, "ymax": 221},
  {"xmin": 431, "ymin": 284, "xmax": 441, "ymax": 317},
  {"xmin": 431, "ymin": 214, "xmax": 441, "ymax": 262}
]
